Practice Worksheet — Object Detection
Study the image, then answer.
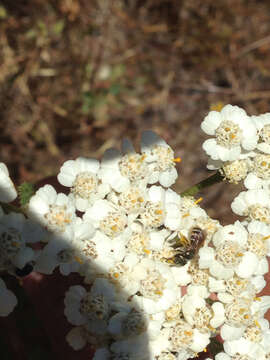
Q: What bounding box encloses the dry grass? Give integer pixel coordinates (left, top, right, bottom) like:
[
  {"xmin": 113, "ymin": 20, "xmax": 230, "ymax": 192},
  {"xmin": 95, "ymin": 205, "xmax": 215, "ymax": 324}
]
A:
[{"xmin": 1, "ymin": 0, "xmax": 270, "ymax": 223}]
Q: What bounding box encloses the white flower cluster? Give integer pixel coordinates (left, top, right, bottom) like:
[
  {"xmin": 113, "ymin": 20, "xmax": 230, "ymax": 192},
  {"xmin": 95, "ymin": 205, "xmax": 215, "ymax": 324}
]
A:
[
  {"xmin": 0, "ymin": 108, "xmax": 270, "ymax": 360},
  {"xmin": 0, "ymin": 163, "xmax": 19, "ymax": 316},
  {"xmin": 201, "ymin": 105, "xmax": 270, "ymax": 360},
  {"xmin": 31, "ymin": 131, "xmax": 221, "ymax": 359},
  {"xmin": 201, "ymin": 105, "xmax": 270, "ymax": 189}
]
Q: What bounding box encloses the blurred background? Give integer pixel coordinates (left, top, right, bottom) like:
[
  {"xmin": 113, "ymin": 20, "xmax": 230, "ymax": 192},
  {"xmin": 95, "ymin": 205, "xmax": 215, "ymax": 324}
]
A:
[{"xmin": 1, "ymin": 0, "xmax": 270, "ymax": 223}]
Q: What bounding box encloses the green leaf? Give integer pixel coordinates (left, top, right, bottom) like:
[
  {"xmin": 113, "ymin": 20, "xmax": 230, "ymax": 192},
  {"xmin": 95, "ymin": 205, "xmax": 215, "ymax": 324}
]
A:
[
  {"xmin": 0, "ymin": 6, "xmax": 7, "ymax": 19},
  {"xmin": 110, "ymin": 64, "xmax": 125, "ymax": 81},
  {"xmin": 109, "ymin": 83, "xmax": 122, "ymax": 96},
  {"xmin": 18, "ymin": 182, "xmax": 35, "ymax": 207},
  {"xmin": 52, "ymin": 20, "xmax": 65, "ymax": 35}
]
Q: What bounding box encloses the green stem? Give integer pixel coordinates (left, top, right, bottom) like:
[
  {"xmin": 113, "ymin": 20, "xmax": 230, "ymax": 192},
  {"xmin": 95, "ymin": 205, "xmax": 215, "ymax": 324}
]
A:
[{"xmin": 181, "ymin": 171, "xmax": 224, "ymax": 197}]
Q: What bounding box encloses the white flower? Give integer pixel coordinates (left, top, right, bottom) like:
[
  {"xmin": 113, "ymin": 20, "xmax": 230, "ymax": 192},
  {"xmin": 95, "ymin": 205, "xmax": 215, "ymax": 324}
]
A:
[
  {"xmin": 57, "ymin": 157, "xmax": 110, "ymax": 211},
  {"xmin": 168, "ymin": 319, "xmax": 210, "ymax": 354},
  {"xmin": 110, "ymin": 334, "xmax": 149, "ymax": 359},
  {"xmin": 0, "ymin": 277, "xmax": 17, "ymax": 316},
  {"xmin": 221, "ymin": 159, "xmax": 252, "ymax": 184},
  {"xmin": 64, "ymin": 278, "xmax": 116, "ymax": 335},
  {"xmin": 186, "ymin": 284, "xmax": 209, "ymax": 298},
  {"xmin": 65, "ymin": 326, "xmax": 88, "ymax": 350},
  {"xmin": 28, "ymin": 185, "xmax": 77, "ymax": 234},
  {"xmin": 34, "ymin": 216, "xmax": 97, "ymax": 276},
  {"xmin": 213, "ymin": 222, "xmax": 259, "ymax": 279},
  {"xmin": 250, "ymin": 275, "xmax": 266, "ymax": 293},
  {"xmin": 108, "ymin": 253, "xmax": 141, "ymax": 295},
  {"xmin": 171, "ymin": 263, "xmax": 192, "ymax": 286},
  {"xmin": 0, "ymin": 212, "xmax": 44, "ymax": 269},
  {"xmin": 223, "ymin": 318, "xmax": 270, "ymax": 360},
  {"xmin": 164, "ymin": 188, "xmax": 182, "ymax": 231},
  {"xmin": 79, "ymin": 230, "xmax": 126, "ymax": 283},
  {"xmin": 199, "ymin": 221, "xmax": 257, "ymax": 279},
  {"xmin": 99, "ymin": 142, "xmax": 150, "ymax": 193},
  {"xmin": 57, "ymin": 217, "xmax": 96, "ymax": 276},
  {"xmin": 201, "ymin": 105, "xmax": 258, "ymax": 161},
  {"xmin": 0, "ymin": 162, "xmax": 17, "ymax": 203},
  {"xmin": 179, "ymin": 201, "xmax": 208, "ymax": 231},
  {"xmin": 131, "ymin": 259, "xmax": 179, "ymax": 314},
  {"xmin": 182, "ymin": 294, "xmax": 225, "ymax": 331},
  {"xmin": 126, "ymin": 222, "xmax": 170, "ymax": 257},
  {"xmin": 99, "ymin": 148, "xmax": 130, "ymax": 192},
  {"xmin": 93, "ymin": 348, "xmax": 111, "ymax": 360},
  {"xmin": 34, "ymin": 227, "xmax": 74, "ymax": 274},
  {"xmin": 220, "ymin": 323, "xmax": 246, "ymax": 341},
  {"xmin": 66, "ymin": 322, "xmax": 108, "ymax": 351},
  {"xmin": 215, "ymin": 276, "xmax": 256, "ymax": 304},
  {"xmin": 148, "ymin": 328, "xmax": 172, "ymax": 358},
  {"xmin": 108, "ymin": 307, "xmax": 150, "ymax": 340},
  {"xmin": 83, "ymin": 199, "xmax": 131, "ymax": 240},
  {"xmin": 141, "ymin": 130, "xmax": 179, "ymax": 187},
  {"xmin": 231, "ymin": 189, "xmax": 270, "ymax": 224},
  {"xmin": 253, "ymin": 113, "xmax": 270, "ymax": 154},
  {"xmin": 118, "ymin": 185, "xmax": 147, "ymax": 215},
  {"xmin": 244, "ymin": 153, "xmax": 270, "ymax": 190},
  {"xmin": 139, "ymin": 185, "xmax": 166, "ymax": 229},
  {"xmin": 220, "ymin": 296, "xmax": 270, "ymax": 342}
]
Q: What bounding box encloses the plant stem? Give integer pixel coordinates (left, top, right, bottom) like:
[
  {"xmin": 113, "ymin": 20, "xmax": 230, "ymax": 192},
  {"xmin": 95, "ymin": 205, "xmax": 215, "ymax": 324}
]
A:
[{"xmin": 181, "ymin": 171, "xmax": 224, "ymax": 197}]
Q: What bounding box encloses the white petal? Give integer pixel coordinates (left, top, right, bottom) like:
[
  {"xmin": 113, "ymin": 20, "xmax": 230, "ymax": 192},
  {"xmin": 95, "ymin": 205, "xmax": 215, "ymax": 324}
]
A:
[
  {"xmin": 211, "ymin": 302, "xmax": 225, "ymax": 328},
  {"xmin": 148, "ymin": 185, "xmax": 165, "ymax": 203},
  {"xmin": 254, "ymin": 257, "xmax": 269, "ymax": 275},
  {"xmin": 215, "ymin": 352, "xmax": 231, "ymax": 360},
  {"xmin": 244, "ymin": 173, "xmax": 262, "ymax": 190},
  {"xmin": 201, "ymin": 111, "xmax": 221, "ymax": 135},
  {"xmin": 257, "ymin": 142, "xmax": 270, "ymax": 154},
  {"xmin": 159, "ymin": 167, "xmax": 178, "ymax": 187},
  {"xmin": 66, "ymin": 327, "xmax": 87, "ymax": 350},
  {"xmin": 198, "ymin": 246, "xmax": 215, "ymax": 269},
  {"xmin": 210, "ymin": 261, "xmax": 233, "ymax": 280},
  {"xmin": 190, "ymin": 329, "xmax": 210, "ymax": 352},
  {"xmin": 220, "ymin": 324, "xmax": 245, "ymax": 341},
  {"xmin": 208, "ymin": 277, "xmax": 226, "ymax": 293},
  {"xmin": 235, "ymin": 251, "xmax": 258, "ymax": 278},
  {"xmin": 13, "ymin": 247, "xmax": 35, "ymax": 269},
  {"xmin": 93, "ymin": 348, "xmax": 110, "ymax": 360},
  {"xmin": 0, "ymin": 163, "xmax": 17, "ymax": 202},
  {"xmin": 250, "ymin": 275, "xmax": 266, "ymax": 292},
  {"xmin": 141, "ymin": 131, "xmax": 167, "ymax": 152}
]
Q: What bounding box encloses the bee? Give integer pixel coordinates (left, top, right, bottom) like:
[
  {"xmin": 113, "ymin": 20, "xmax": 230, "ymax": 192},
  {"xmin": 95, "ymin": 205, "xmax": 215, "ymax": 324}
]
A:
[{"xmin": 167, "ymin": 227, "xmax": 206, "ymax": 266}]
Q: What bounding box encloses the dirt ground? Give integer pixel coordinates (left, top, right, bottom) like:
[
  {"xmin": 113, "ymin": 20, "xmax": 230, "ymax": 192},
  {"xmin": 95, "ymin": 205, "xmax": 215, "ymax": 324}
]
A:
[
  {"xmin": 1, "ymin": 1, "xmax": 270, "ymax": 357},
  {"xmin": 1, "ymin": 0, "xmax": 270, "ymax": 223}
]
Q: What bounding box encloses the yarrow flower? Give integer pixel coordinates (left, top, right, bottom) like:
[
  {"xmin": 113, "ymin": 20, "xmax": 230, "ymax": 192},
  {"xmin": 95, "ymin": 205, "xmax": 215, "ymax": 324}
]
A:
[
  {"xmin": 0, "ymin": 162, "xmax": 17, "ymax": 203},
  {"xmin": 231, "ymin": 189, "xmax": 270, "ymax": 224},
  {"xmin": 0, "ymin": 212, "xmax": 44, "ymax": 270},
  {"xmin": 141, "ymin": 131, "xmax": 180, "ymax": 187},
  {"xmin": 2, "ymin": 115, "xmax": 270, "ymax": 360},
  {"xmin": 58, "ymin": 157, "xmax": 110, "ymax": 212},
  {"xmin": 253, "ymin": 112, "xmax": 270, "ymax": 154},
  {"xmin": 28, "ymin": 185, "xmax": 77, "ymax": 234},
  {"xmin": 201, "ymin": 104, "xmax": 258, "ymax": 161}
]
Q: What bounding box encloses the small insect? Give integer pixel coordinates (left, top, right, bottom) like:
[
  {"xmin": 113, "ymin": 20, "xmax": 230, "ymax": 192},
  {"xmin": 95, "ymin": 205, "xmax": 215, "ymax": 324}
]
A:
[{"xmin": 167, "ymin": 227, "xmax": 206, "ymax": 266}]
